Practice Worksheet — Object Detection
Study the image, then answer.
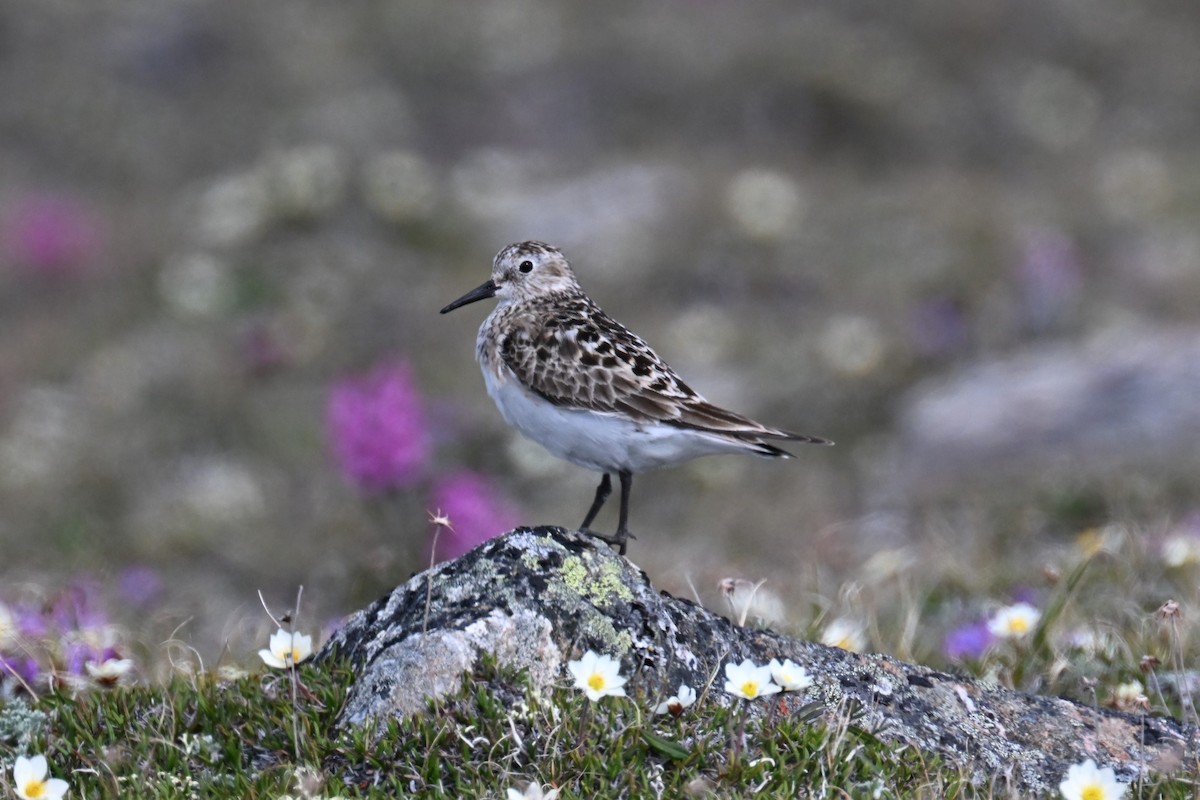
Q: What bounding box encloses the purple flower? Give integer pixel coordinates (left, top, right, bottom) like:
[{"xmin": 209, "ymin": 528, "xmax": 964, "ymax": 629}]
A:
[
  {"xmin": 14, "ymin": 604, "xmax": 48, "ymax": 639},
  {"xmin": 0, "ymin": 654, "xmax": 40, "ymax": 687},
  {"xmin": 910, "ymin": 296, "xmax": 968, "ymax": 357},
  {"xmin": 1010, "ymin": 586, "xmax": 1039, "ymax": 607},
  {"xmin": 430, "ymin": 471, "xmax": 519, "ymax": 561},
  {"xmin": 49, "ymin": 581, "xmax": 106, "ymax": 633},
  {"xmin": 943, "ymin": 621, "xmax": 995, "ymax": 661},
  {"xmin": 3, "ymin": 193, "xmax": 103, "ymax": 277},
  {"xmin": 118, "ymin": 566, "xmax": 163, "ymax": 608},
  {"xmin": 63, "ymin": 642, "xmax": 100, "ymax": 676},
  {"xmin": 1014, "ymin": 228, "xmax": 1082, "ymax": 330},
  {"xmin": 327, "ymin": 361, "xmax": 431, "ymax": 492}
]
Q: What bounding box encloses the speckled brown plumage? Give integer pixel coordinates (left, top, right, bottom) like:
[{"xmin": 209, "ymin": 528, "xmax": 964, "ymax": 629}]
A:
[{"xmin": 441, "ymin": 240, "xmax": 832, "ymax": 553}]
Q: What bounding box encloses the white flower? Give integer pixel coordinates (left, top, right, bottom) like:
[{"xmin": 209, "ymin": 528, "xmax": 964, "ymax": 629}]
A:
[
  {"xmin": 723, "ymin": 659, "xmax": 781, "ymax": 700},
  {"xmin": 768, "ymin": 658, "xmax": 813, "ymax": 692},
  {"xmin": 1162, "ymin": 535, "xmax": 1200, "ymax": 567},
  {"xmin": 0, "ymin": 603, "xmax": 16, "ymax": 650},
  {"xmin": 653, "ymin": 683, "xmax": 697, "ymax": 715},
  {"xmin": 1059, "ymin": 758, "xmax": 1128, "ymax": 800},
  {"xmin": 820, "ymin": 618, "xmax": 867, "ymax": 652},
  {"xmin": 566, "ymin": 650, "xmax": 627, "ymax": 702},
  {"xmin": 988, "ymin": 602, "xmax": 1041, "ymax": 639},
  {"xmin": 506, "ymin": 782, "xmax": 560, "ymax": 800},
  {"xmin": 1110, "ymin": 681, "xmax": 1148, "ymax": 713},
  {"xmin": 85, "ymin": 657, "xmax": 135, "ymax": 687},
  {"xmin": 258, "ymin": 628, "xmax": 313, "ymax": 668},
  {"xmin": 12, "ymin": 755, "xmax": 69, "ymax": 800},
  {"xmin": 718, "ymin": 578, "xmax": 784, "ymax": 626}
]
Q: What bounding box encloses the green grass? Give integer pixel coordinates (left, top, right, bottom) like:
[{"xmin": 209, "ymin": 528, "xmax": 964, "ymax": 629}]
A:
[
  {"xmin": 1, "ymin": 654, "xmax": 1198, "ymax": 799},
  {"xmin": 4, "ymin": 525, "xmax": 1200, "ymax": 797},
  {"xmin": 0, "ymin": 657, "xmax": 943, "ymax": 798}
]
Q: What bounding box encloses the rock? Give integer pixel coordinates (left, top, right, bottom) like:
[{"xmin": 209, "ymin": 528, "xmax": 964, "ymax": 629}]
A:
[
  {"xmin": 896, "ymin": 326, "xmax": 1200, "ymax": 492},
  {"xmin": 317, "ymin": 526, "xmax": 1197, "ymax": 795}
]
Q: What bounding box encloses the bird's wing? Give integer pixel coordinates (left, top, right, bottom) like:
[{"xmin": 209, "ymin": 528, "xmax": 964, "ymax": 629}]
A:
[{"xmin": 500, "ymin": 298, "xmax": 828, "ymax": 445}]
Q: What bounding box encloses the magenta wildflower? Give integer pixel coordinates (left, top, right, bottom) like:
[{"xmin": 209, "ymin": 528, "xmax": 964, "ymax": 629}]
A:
[
  {"xmin": 327, "ymin": 361, "xmax": 431, "ymax": 492},
  {"xmin": 430, "ymin": 471, "xmax": 520, "ymax": 561},
  {"xmin": 3, "ymin": 193, "xmax": 103, "ymax": 277}
]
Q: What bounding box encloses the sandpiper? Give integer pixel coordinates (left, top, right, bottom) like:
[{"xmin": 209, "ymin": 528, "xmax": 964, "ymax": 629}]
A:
[{"xmin": 440, "ymin": 241, "xmax": 831, "ymax": 554}]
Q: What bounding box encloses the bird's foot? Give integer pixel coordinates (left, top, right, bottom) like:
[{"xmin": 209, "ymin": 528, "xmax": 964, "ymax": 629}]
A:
[{"xmin": 580, "ymin": 527, "xmax": 635, "ymax": 556}]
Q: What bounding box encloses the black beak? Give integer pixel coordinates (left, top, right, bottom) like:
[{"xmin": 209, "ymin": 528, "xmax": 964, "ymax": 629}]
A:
[{"xmin": 440, "ymin": 279, "xmax": 498, "ymax": 314}]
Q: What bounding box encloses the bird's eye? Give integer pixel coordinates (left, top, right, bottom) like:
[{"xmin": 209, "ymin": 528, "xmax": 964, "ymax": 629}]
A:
[{"xmin": 519, "ymin": 260, "xmax": 534, "ymax": 273}]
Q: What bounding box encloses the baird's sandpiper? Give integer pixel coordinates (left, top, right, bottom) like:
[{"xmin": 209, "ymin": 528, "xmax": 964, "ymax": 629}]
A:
[{"xmin": 441, "ymin": 241, "xmax": 831, "ymax": 554}]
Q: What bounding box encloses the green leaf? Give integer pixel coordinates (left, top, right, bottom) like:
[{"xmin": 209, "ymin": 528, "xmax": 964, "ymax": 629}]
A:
[{"xmin": 641, "ymin": 729, "xmax": 690, "ymax": 760}]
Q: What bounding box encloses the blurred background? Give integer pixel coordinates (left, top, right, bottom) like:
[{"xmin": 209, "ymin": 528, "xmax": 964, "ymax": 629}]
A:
[{"xmin": 3, "ymin": 0, "xmax": 1200, "ymax": 673}]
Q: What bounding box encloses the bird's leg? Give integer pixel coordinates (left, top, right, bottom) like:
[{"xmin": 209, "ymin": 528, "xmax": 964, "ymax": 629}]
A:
[
  {"xmin": 579, "ymin": 473, "xmax": 612, "ymax": 531},
  {"xmin": 613, "ymin": 469, "xmax": 633, "ymax": 555},
  {"xmin": 580, "ymin": 471, "xmax": 636, "ymax": 555}
]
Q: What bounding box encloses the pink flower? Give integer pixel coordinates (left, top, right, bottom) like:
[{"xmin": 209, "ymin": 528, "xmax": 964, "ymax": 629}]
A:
[
  {"xmin": 430, "ymin": 471, "xmax": 519, "ymax": 561},
  {"xmin": 3, "ymin": 193, "xmax": 102, "ymax": 277},
  {"xmin": 327, "ymin": 361, "xmax": 431, "ymax": 492}
]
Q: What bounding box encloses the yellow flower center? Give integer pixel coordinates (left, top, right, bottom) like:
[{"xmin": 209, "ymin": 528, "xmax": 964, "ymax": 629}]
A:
[
  {"xmin": 740, "ymin": 680, "xmax": 759, "ymax": 698},
  {"xmin": 23, "ymin": 779, "xmax": 47, "ymax": 798},
  {"xmin": 587, "ymin": 673, "xmax": 606, "ymax": 691},
  {"xmin": 1081, "ymin": 785, "xmax": 1103, "ymax": 800},
  {"xmin": 1008, "ymin": 618, "xmax": 1030, "ymax": 635}
]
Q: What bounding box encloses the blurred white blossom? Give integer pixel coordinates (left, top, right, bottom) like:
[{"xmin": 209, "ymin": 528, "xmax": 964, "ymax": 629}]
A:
[
  {"xmin": 820, "ymin": 618, "xmax": 867, "ymax": 653},
  {"xmin": 817, "ymin": 314, "xmax": 886, "ymax": 377},
  {"xmin": 988, "ymin": 602, "xmax": 1041, "ymax": 639},
  {"xmin": 265, "ymin": 144, "xmax": 348, "ymax": 220},
  {"xmin": 0, "ymin": 386, "xmax": 87, "ymax": 490},
  {"xmin": 193, "ymin": 170, "xmax": 270, "ymax": 247},
  {"xmin": 719, "ymin": 578, "xmax": 784, "ymax": 627},
  {"xmin": 725, "ymin": 168, "xmax": 807, "ymax": 240},
  {"xmin": 361, "ymin": 151, "xmax": 439, "ymax": 222},
  {"xmin": 158, "ymin": 252, "xmax": 234, "ymax": 319}
]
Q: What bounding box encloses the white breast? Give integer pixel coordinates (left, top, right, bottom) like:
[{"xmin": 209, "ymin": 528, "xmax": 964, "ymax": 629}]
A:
[{"xmin": 480, "ymin": 360, "xmax": 755, "ymax": 473}]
